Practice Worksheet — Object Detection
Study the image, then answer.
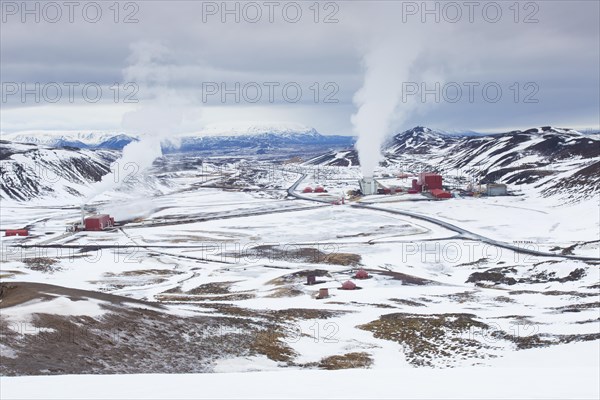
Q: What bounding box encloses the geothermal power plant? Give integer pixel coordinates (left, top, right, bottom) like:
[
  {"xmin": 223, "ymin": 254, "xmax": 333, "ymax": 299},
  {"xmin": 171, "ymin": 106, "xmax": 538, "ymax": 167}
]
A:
[{"xmin": 355, "ymin": 172, "xmax": 507, "ymax": 199}]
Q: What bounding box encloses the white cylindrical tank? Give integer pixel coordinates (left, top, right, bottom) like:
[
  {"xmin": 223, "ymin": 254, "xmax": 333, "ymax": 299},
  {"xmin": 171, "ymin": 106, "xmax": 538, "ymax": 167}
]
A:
[{"xmin": 359, "ymin": 177, "xmax": 377, "ymax": 195}]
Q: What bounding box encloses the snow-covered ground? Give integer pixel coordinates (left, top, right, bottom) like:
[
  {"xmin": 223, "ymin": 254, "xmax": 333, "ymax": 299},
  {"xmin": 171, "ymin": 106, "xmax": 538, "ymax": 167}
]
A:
[
  {"xmin": 384, "ymin": 194, "xmax": 600, "ymax": 258},
  {"xmin": 2, "ymin": 341, "xmax": 599, "ymax": 399},
  {"xmin": 1, "ymin": 155, "xmax": 598, "ymax": 397}
]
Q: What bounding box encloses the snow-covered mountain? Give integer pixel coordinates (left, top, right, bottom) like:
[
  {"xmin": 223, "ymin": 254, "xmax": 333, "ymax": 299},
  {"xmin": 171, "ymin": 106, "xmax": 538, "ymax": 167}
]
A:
[
  {"xmin": 306, "ymin": 126, "xmax": 600, "ymax": 201},
  {"xmin": 0, "ymin": 123, "xmax": 355, "ymax": 202},
  {"xmin": 0, "ymin": 140, "xmax": 118, "ymax": 201},
  {"xmin": 2, "ymin": 123, "xmax": 354, "ymax": 154},
  {"xmin": 1, "ymin": 131, "xmax": 139, "ymax": 150},
  {"xmin": 167, "ymin": 132, "xmax": 352, "ymax": 154},
  {"xmin": 192, "ymin": 121, "xmax": 321, "ymax": 137},
  {"xmin": 4, "ymin": 125, "xmax": 597, "ymax": 202},
  {"xmin": 384, "ymin": 126, "xmax": 461, "ymax": 154},
  {"xmin": 165, "ymin": 123, "xmax": 353, "ymax": 153}
]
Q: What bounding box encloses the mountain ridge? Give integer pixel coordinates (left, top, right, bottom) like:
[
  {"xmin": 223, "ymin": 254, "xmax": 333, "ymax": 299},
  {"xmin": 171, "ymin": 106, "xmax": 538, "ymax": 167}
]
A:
[
  {"xmin": 2, "ymin": 123, "xmax": 355, "ymax": 153},
  {"xmin": 305, "ymin": 125, "xmax": 600, "ymax": 202}
]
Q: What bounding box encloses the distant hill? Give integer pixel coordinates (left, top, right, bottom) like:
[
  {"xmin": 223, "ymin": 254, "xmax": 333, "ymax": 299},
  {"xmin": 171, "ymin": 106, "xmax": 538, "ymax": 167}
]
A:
[{"xmin": 0, "ymin": 140, "xmax": 118, "ymax": 201}]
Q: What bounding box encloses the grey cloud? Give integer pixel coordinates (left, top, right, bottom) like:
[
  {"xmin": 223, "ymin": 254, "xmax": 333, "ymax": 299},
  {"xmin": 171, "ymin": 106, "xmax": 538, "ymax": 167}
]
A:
[{"xmin": 1, "ymin": 0, "xmax": 598, "ymax": 133}]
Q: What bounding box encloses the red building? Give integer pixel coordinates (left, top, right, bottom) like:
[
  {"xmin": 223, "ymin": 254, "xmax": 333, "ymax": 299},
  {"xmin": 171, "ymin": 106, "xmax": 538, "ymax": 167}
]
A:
[
  {"xmin": 431, "ymin": 189, "xmax": 452, "ymax": 199},
  {"xmin": 419, "ymin": 173, "xmax": 443, "ymax": 190},
  {"xmin": 314, "ymin": 186, "xmax": 326, "ymax": 193},
  {"xmin": 341, "ymin": 280, "xmax": 357, "ymax": 290},
  {"xmin": 5, "ymin": 229, "xmax": 28, "ymax": 237},
  {"xmin": 411, "ymin": 179, "xmax": 422, "ymax": 192},
  {"xmin": 302, "ymin": 187, "xmax": 313, "ymax": 193},
  {"xmin": 84, "ymin": 215, "xmax": 115, "ymax": 231}
]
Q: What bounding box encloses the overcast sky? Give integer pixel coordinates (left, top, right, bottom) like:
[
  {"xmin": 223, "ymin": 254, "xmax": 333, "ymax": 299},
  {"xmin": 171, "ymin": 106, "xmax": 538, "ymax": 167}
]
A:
[{"xmin": 1, "ymin": 0, "xmax": 599, "ymax": 135}]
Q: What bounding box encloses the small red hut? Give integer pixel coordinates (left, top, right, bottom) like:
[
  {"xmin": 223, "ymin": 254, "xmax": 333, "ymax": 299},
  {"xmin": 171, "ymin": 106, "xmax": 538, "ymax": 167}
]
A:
[
  {"xmin": 341, "ymin": 280, "xmax": 357, "ymax": 290},
  {"xmin": 354, "ymin": 269, "xmax": 369, "ymax": 279}
]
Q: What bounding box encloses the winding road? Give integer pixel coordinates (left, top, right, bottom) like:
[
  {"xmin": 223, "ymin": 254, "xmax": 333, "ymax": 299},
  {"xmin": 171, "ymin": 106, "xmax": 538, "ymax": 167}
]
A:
[{"xmin": 287, "ymin": 173, "xmax": 600, "ymax": 262}]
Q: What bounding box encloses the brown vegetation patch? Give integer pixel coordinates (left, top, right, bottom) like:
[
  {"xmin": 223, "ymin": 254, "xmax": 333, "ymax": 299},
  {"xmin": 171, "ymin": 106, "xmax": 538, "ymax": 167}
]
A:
[
  {"xmin": 249, "ymin": 330, "xmax": 296, "ymax": 362},
  {"xmin": 265, "ymin": 287, "xmax": 304, "ymax": 298},
  {"xmin": 368, "ymin": 269, "xmax": 437, "ymax": 286},
  {"xmin": 240, "ymin": 245, "xmax": 361, "ymax": 266},
  {"xmin": 104, "ymin": 269, "xmax": 183, "ymax": 278},
  {"xmin": 552, "ymin": 302, "xmax": 600, "ymax": 313},
  {"xmin": 0, "ymin": 283, "xmax": 272, "ymax": 376},
  {"xmin": 358, "ymin": 313, "xmax": 492, "ymax": 367},
  {"xmin": 318, "ymin": 352, "xmax": 373, "ymax": 370},
  {"xmin": 389, "ymin": 298, "xmax": 426, "ymax": 307},
  {"xmin": 322, "ymin": 253, "xmax": 362, "ymax": 266},
  {"xmin": 266, "ymin": 269, "xmax": 330, "ymax": 286},
  {"xmin": 22, "ymin": 258, "xmax": 60, "ymax": 273},
  {"xmin": 468, "ymin": 267, "xmax": 587, "ymax": 286},
  {"xmin": 157, "ymin": 281, "xmax": 257, "ymax": 302},
  {"xmin": 186, "ymin": 282, "xmax": 238, "ymax": 295},
  {"xmin": 0, "ymin": 282, "xmax": 159, "ymax": 309}
]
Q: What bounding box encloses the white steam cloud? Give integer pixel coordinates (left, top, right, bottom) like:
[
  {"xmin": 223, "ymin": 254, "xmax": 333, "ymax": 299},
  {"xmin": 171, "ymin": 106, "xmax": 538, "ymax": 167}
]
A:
[
  {"xmin": 351, "ymin": 38, "xmax": 423, "ymax": 178},
  {"xmin": 86, "ymin": 42, "xmax": 186, "ymax": 204}
]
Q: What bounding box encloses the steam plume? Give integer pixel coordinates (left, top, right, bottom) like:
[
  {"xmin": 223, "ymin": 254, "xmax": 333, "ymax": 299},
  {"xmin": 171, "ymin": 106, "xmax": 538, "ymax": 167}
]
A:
[
  {"xmin": 352, "ymin": 39, "xmax": 421, "ymax": 178},
  {"xmin": 86, "ymin": 42, "xmax": 184, "ymax": 202}
]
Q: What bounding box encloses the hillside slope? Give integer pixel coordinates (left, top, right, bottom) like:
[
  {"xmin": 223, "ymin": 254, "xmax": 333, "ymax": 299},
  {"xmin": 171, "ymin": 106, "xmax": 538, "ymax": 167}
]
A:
[
  {"xmin": 0, "ymin": 141, "xmax": 118, "ymax": 201},
  {"xmin": 305, "ymin": 126, "xmax": 600, "ymax": 201}
]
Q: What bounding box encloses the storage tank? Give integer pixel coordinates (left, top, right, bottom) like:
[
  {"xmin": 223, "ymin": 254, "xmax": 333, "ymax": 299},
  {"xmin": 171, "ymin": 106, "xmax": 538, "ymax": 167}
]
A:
[{"xmin": 359, "ymin": 177, "xmax": 377, "ymax": 195}]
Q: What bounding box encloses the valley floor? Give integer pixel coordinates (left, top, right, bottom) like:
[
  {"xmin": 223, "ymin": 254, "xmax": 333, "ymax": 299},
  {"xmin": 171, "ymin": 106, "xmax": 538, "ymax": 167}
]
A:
[{"xmin": 1, "ymin": 158, "xmax": 598, "ymax": 397}]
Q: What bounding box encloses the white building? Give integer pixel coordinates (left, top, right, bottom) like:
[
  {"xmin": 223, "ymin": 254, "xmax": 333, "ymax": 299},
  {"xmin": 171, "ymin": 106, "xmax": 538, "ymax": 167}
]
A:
[
  {"xmin": 359, "ymin": 177, "xmax": 377, "ymax": 195},
  {"xmin": 487, "ymin": 183, "xmax": 507, "ymax": 196}
]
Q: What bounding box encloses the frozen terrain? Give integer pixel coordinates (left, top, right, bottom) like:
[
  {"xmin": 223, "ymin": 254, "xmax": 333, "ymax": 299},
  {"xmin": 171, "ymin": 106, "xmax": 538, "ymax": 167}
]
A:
[{"xmin": 0, "ymin": 129, "xmax": 598, "ymax": 398}]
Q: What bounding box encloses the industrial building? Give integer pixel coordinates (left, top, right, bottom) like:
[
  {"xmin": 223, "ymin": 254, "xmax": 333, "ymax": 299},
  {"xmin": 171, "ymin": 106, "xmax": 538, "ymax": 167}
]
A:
[
  {"xmin": 355, "ymin": 171, "xmax": 453, "ymax": 199},
  {"xmin": 430, "ymin": 189, "xmax": 452, "ymax": 199},
  {"xmin": 419, "ymin": 173, "xmax": 443, "ymax": 190},
  {"xmin": 84, "ymin": 215, "xmax": 115, "ymax": 231},
  {"xmin": 411, "ymin": 179, "xmax": 422, "ymax": 192},
  {"xmin": 5, "ymin": 229, "xmax": 28, "ymax": 237},
  {"xmin": 487, "ymin": 183, "xmax": 508, "ymax": 196}
]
